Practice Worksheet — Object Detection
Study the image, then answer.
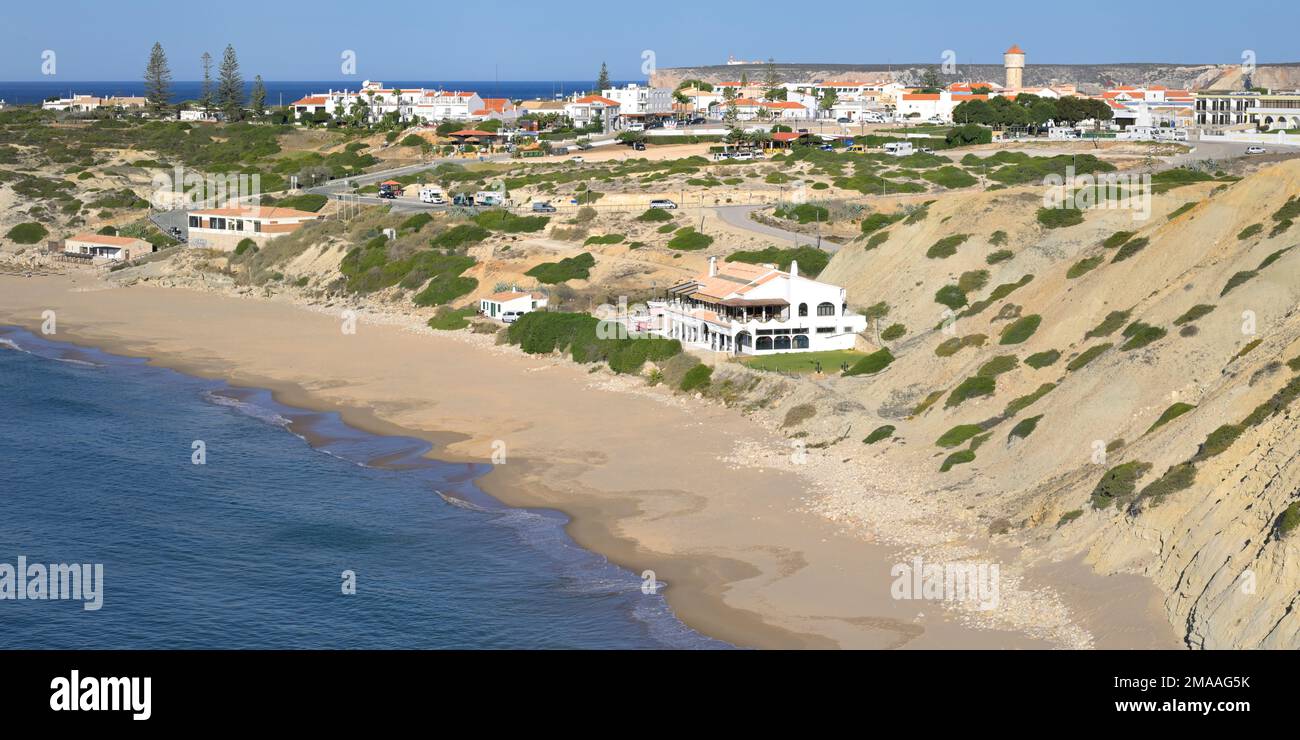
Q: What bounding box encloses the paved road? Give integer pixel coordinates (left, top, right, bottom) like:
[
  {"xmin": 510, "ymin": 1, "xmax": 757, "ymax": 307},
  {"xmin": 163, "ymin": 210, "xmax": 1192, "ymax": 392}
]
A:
[{"xmin": 715, "ymin": 204, "xmax": 842, "ymax": 253}]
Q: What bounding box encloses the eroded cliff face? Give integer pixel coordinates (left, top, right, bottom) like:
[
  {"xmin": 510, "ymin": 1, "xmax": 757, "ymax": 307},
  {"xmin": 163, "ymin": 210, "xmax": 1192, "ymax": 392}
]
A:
[{"xmin": 797, "ymin": 154, "xmax": 1300, "ymax": 648}]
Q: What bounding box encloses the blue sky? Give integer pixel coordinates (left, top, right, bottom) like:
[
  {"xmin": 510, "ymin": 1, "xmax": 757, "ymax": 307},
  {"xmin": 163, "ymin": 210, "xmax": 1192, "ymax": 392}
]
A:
[{"xmin": 1, "ymin": 0, "xmax": 1296, "ymax": 80}]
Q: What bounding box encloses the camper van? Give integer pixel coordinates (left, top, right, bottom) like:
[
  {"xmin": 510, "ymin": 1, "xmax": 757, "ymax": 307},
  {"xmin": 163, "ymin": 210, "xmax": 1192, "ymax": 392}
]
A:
[
  {"xmin": 883, "ymin": 141, "xmax": 914, "ymax": 157},
  {"xmin": 418, "ymin": 187, "xmax": 445, "ymax": 205},
  {"xmin": 475, "ymin": 190, "xmax": 505, "ymax": 207}
]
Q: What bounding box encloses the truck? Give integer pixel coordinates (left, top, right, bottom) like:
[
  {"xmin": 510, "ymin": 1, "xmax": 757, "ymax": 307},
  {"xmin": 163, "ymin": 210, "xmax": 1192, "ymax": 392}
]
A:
[
  {"xmin": 418, "ymin": 187, "xmax": 445, "ymax": 205},
  {"xmin": 475, "ymin": 190, "xmax": 505, "ymax": 207}
]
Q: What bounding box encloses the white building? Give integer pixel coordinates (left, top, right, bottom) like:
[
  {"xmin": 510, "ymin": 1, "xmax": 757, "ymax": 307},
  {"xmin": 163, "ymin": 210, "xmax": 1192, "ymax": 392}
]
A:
[
  {"xmin": 42, "ymin": 94, "xmax": 146, "ymax": 112},
  {"xmin": 564, "ymin": 95, "xmax": 621, "ymax": 131},
  {"xmin": 647, "ymin": 257, "xmax": 866, "ymax": 354},
  {"xmin": 709, "ymin": 97, "xmax": 811, "ymax": 121},
  {"xmin": 291, "ymin": 81, "xmax": 513, "ymax": 124},
  {"xmin": 480, "ymin": 290, "xmax": 547, "ymax": 320},
  {"xmin": 187, "ymin": 205, "xmax": 322, "ymax": 250},
  {"xmin": 63, "ymin": 233, "xmax": 151, "ymax": 262},
  {"xmin": 601, "ymin": 84, "xmax": 673, "ymax": 122},
  {"xmin": 1195, "ymin": 90, "xmax": 1300, "ymax": 130}
]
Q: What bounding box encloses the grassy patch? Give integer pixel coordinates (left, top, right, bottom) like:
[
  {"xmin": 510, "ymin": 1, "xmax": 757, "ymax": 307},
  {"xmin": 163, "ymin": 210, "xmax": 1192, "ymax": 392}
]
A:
[
  {"xmin": 880, "ymin": 323, "xmax": 906, "ymax": 341},
  {"xmin": 860, "ymin": 212, "xmax": 902, "ymax": 235},
  {"xmin": 935, "ymin": 333, "xmax": 986, "ymax": 357},
  {"xmin": 946, "ymin": 375, "xmax": 996, "ymax": 408},
  {"xmin": 1167, "ymin": 201, "xmax": 1196, "ymax": 220},
  {"xmin": 1147, "ymin": 402, "xmax": 1196, "ymax": 434},
  {"xmin": 1066, "ymin": 343, "xmax": 1112, "ymax": 371},
  {"xmin": 926, "ymin": 234, "xmax": 969, "ymax": 259},
  {"xmin": 431, "ymin": 224, "xmax": 490, "ymax": 249},
  {"xmin": 1089, "ymin": 461, "xmax": 1153, "ymax": 509},
  {"xmin": 1003, "ymin": 382, "xmax": 1056, "ymax": 417},
  {"xmin": 1193, "ymin": 424, "xmax": 1245, "ymax": 461},
  {"xmin": 1057, "ymin": 510, "xmax": 1083, "ymax": 527},
  {"xmin": 843, "ymin": 348, "xmax": 894, "ymax": 376},
  {"xmin": 986, "ymin": 249, "xmax": 1013, "ymax": 264},
  {"xmin": 1066, "ymin": 255, "xmax": 1104, "ymax": 279},
  {"xmin": 680, "ymin": 363, "xmax": 713, "ymax": 391},
  {"xmin": 977, "ymin": 354, "xmax": 1018, "ymax": 377},
  {"xmin": 1173, "ymin": 304, "xmax": 1215, "ymax": 325},
  {"xmin": 1134, "ymin": 463, "xmax": 1197, "ymax": 507},
  {"xmin": 636, "ymin": 207, "xmax": 674, "ymax": 222},
  {"xmin": 865, "ymin": 231, "xmax": 891, "ymax": 250},
  {"xmin": 1110, "ymin": 237, "xmax": 1150, "ymax": 263},
  {"xmin": 667, "ymin": 227, "xmax": 713, "ymax": 251},
  {"xmin": 1277, "ymin": 502, "xmax": 1300, "ymax": 538},
  {"xmin": 940, "ymin": 450, "xmax": 976, "ymax": 472},
  {"xmin": 1119, "ymin": 321, "xmax": 1166, "ymax": 351},
  {"xmin": 1008, "ymin": 414, "xmax": 1043, "ymax": 441},
  {"xmin": 726, "ymin": 245, "xmax": 828, "ymax": 275},
  {"xmin": 864, "ymin": 425, "xmax": 896, "ymax": 444},
  {"xmin": 525, "ymin": 252, "xmax": 595, "ymax": 284},
  {"xmin": 999, "ymin": 315, "xmax": 1041, "ymax": 345},
  {"xmin": 934, "ymin": 284, "xmax": 968, "ymax": 310},
  {"xmin": 584, "ymin": 233, "xmax": 625, "ymax": 246},
  {"xmin": 937, "ymin": 424, "xmax": 985, "ymax": 448},
  {"xmin": 475, "ymin": 210, "xmax": 550, "ymax": 233},
  {"xmin": 1025, "ymin": 350, "xmax": 1061, "ymax": 369},
  {"xmin": 1237, "ymin": 223, "xmax": 1263, "ymax": 240},
  {"xmin": 4, "ymin": 222, "xmax": 48, "ymax": 244},
  {"xmin": 1037, "ymin": 207, "xmax": 1084, "ymax": 229},
  {"xmin": 1086, "ymin": 310, "xmax": 1131, "ymax": 339},
  {"xmin": 774, "ymin": 203, "xmax": 829, "ymax": 224},
  {"xmin": 426, "ymin": 306, "xmax": 476, "ymax": 331},
  {"xmin": 743, "ymin": 350, "xmax": 864, "ymax": 374},
  {"xmin": 1103, "ymin": 231, "xmax": 1135, "ymax": 249}
]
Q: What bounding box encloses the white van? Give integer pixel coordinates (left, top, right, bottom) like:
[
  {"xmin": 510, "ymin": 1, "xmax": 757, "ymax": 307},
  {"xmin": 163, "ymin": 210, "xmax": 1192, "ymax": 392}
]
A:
[
  {"xmin": 883, "ymin": 142, "xmax": 914, "ymax": 157},
  {"xmin": 418, "ymin": 187, "xmax": 445, "ymax": 205},
  {"xmin": 626, "ymin": 122, "xmax": 645, "ymax": 131}
]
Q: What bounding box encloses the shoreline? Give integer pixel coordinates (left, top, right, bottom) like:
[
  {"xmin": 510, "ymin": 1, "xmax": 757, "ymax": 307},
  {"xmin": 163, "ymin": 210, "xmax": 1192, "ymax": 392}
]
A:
[{"xmin": 0, "ymin": 273, "xmax": 1179, "ymax": 649}]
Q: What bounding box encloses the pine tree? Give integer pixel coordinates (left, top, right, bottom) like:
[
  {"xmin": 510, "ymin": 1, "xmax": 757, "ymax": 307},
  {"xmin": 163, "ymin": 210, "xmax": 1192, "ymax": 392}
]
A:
[
  {"xmin": 596, "ymin": 62, "xmax": 610, "ymax": 93},
  {"xmin": 199, "ymin": 52, "xmax": 214, "ymax": 116},
  {"xmin": 217, "ymin": 44, "xmax": 244, "ymax": 121},
  {"xmin": 143, "ymin": 42, "xmax": 172, "ymax": 116},
  {"xmin": 251, "ymin": 75, "xmax": 267, "ymax": 118}
]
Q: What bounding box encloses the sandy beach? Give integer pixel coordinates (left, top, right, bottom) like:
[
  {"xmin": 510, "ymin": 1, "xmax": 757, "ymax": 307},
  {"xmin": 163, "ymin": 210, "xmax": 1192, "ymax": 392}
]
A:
[{"xmin": 0, "ymin": 272, "xmax": 1181, "ymax": 649}]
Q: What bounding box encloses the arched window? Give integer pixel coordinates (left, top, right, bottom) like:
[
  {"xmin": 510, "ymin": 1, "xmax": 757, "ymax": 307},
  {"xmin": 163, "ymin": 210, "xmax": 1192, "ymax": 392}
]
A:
[
  {"xmin": 756, "ymin": 336, "xmax": 773, "ymax": 351},
  {"xmin": 774, "ymin": 335, "xmax": 791, "ymax": 350},
  {"xmin": 817, "ymin": 302, "xmax": 835, "ymax": 317},
  {"xmin": 798, "ymin": 303, "xmax": 808, "ymax": 317},
  {"xmin": 736, "ymin": 331, "xmax": 752, "ymax": 349},
  {"xmin": 793, "ymin": 335, "xmax": 810, "ymax": 349}
]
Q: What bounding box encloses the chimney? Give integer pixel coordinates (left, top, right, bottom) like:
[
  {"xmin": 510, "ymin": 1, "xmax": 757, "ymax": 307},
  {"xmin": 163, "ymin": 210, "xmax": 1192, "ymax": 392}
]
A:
[
  {"xmin": 790, "ymin": 260, "xmax": 799, "ymax": 278},
  {"xmin": 708, "ymin": 256, "xmax": 717, "ymax": 277}
]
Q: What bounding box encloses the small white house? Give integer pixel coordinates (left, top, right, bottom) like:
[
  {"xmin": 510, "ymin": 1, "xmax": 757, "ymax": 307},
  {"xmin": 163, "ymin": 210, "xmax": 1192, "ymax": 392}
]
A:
[
  {"xmin": 480, "ymin": 290, "xmax": 548, "ymax": 320},
  {"xmin": 63, "ymin": 233, "xmax": 151, "ymax": 262}
]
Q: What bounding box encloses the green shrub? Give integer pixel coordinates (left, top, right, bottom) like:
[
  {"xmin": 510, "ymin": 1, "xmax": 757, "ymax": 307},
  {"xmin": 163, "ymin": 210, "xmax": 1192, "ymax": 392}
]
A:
[
  {"xmin": 726, "ymin": 245, "xmax": 827, "ymax": 275},
  {"xmin": 680, "ymin": 363, "xmax": 713, "ymax": 391},
  {"xmin": 864, "ymin": 425, "xmax": 896, "ymax": 444},
  {"xmin": 926, "ymin": 234, "xmax": 969, "ymax": 259},
  {"xmin": 937, "ymin": 424, "xmax": 984, "ymax": 448},
  {"xmin": 1086, "ymin": 310, "xmax": 1131, "ymax": 339},
  {"xmin": 1167, "ymin": 201, "xmax": 1196, "ymax": 220},
  {"xmin": 1003, "ymin": 382, "xmax": 1056, "ymax": 417},
  {"xmin": 1233, "ymin": 338, "xmax": 1262, "ymax": 360},
  {"xmin": 1147, "ymin": 402, "xmax": 1196, "ymax": 434},
  {"xmin": 1120, "ymin": 321, "xmax": 1166, "ymax": 351},
  {"xmin": 774, "ymin": 203, "xmax": 828, "ymax": 224},
  {"xmin": 636, "ymin": 207, "xmax": 674, "ymax": 222},
  {"xmin": 987, "ymin": 249, "xmax": 1013, "ymax": 264},
  {"xmin": 1067, "ymin": 255, "xmax": 1104, "ymax": 279},
  {"xmin": 860, "ymin": 212, "xmax": 901, "ymax": 235},
  {"xmin": 1237, "ymin": 223, "xmax": 1263, "ymax": 240},
  {"xmin": 1037, "ymin": 207, "xmax": 1084, "ymax": 229},
  {"xmin": 1135, "ymin": 463, "xmax": 1197, "ymax": 507},
  {"xmin": 1056, "ymin": 510, "xmax": 1083, "ymax": 527},
  {"xmin": 1103, "ymin": 231, "xmax": 1134, "ymax": 249},
  {"xmin": 844, "ymin": 348, "xmax": 895, "ymax": 376},
  {"xmin": 999, "ymin": 315, "xmax": 1041, "ymax": 344},
  {"xmin": 583, "ymin": 233, "xmax": 625, "ymax": 245},
  {"xmin": 1173, "ymin": 304, "xmax": 1215, "ymax": 325},
  {"xmin": 1110, "ymin": 237, "xmax": 1150, "ymax": 263},
  {"xmin": 989, "ymin": 230, "xmax": 1008, "ymax": 246},
  {"xmin": 934, "ymin": 284, "xmax": 968, "ymax": 310},
  {"xmin": 5, "ymin": 222, "xmax": 48, "ymax": 244},
  {"xmin": 865, "ymin": 231, "xmax": 891, "ymax": 250},
  {"xmin": 880, "ymin": 323, "xmax": 906, "ymax": 341},
  {"xmin": 1219, "ymin": 270, "xmax": 1257, "ymax": 297},
  {"xmin": 935, "ymin": 333, "xmax": 986, "ymax": 357},
  {"xmin": 233, "ymin": 238, "xmax": 258, "ymax": 256},
  {"xmin": 940, "ymin": 450, "xmax": 976, "ymax": 472},
  {"xmin": 400, "ymin": 212, "xmax": 433, "ymax": 232},
  {"xmin": 977, "ymin": 354, "xmax": 1018, "ymax": 377},
  {"xmin": 1090, "ymin": 461, "xmax": 1152, "ymax": 509},
  {"xmin": 427, "ymin": 307, "xmax": 475, "ymax": 331},
  {"xmin": 400, "ymin": 134, "xmax": 425, "ymax": 146},
  {"xmin": 1008, "ymin": 414, "xmax": 1043, "ymax": 441},
  {"xmin": 1066, "ymin": 343, "xmax": 1112, "ymax": 371},
  {"xmin": 957, "ymin": 270, "xmax": 989, "ymax": 294},
  {"xmin": 922, "ymin": 166, "xmax": 978, "ymax": 189},
  {"xmin": 1276, "ymin": 502, "xmax": 1300, "ymax": 538},
  {"xmin": 667, "ymin": 228, "xmax": 713, "ymax": 251},
  {"xmin": 1025, "ymin": 350, "xmax": 1060, "ymax": 369},
  {"xmin": 431, "ymin": 224, "xmax": 491, "ymax": 249},
  {"xmin": 1193, "ymin": 424, "xmax": 1245, "ymax": 461},
  {"xmin": 525, "ymin": 253, "xmax": 595, "ymax": 284},
  {"xmin": 271, "ymin": 193, "xmax": 328, "ymax": 212},
  {"xmin": 413, "ymin": 273, "xmax": 478, "ymax": 307},
  {"xmin": 475, "ymin": 211, "xmax": 549, "ymax": 233},
  {"xmin": 946, "ymin": 375, "xmax": 995, "ymax": 408}
]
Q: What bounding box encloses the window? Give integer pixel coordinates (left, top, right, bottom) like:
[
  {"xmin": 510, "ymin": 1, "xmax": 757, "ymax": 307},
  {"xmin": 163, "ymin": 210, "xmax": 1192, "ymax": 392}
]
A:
[
  {"xmin": 189, "ymin": 216, "xmax": 199, "ymax": 227},
  {"xmin": 774, "ymin": 336, "xmax": 791, "ymax": 350},
  {"xmin": 798, "ymin": 303, "xmax": 808, "ymax": 317},
  {"xmin": 816, "ymin": 327, "xmax": 834, "ymax": 334},
  {"xmin": 816, "ymin": 302, "xmax": 835, "ymax": 316},
  {"xmin": 756, "ymin": 336, "xmax": 773, "ymax": 350},
  {"xmin": 793, "ymin": 335, "xmax": 809, "ymax": 349}
]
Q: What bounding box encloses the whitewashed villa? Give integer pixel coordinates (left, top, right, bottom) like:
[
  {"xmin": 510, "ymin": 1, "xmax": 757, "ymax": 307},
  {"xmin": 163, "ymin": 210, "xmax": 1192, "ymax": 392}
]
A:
[{"xmin": 646, "ymin": 258, "xmax": 866, "ymax": 354}]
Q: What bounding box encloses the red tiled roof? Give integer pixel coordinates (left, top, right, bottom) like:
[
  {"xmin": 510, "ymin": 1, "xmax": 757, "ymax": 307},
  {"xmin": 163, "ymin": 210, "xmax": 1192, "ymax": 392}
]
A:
[{"xmin": 1005, "ymin": 44, "xmax": 1024, "ymax": 54}]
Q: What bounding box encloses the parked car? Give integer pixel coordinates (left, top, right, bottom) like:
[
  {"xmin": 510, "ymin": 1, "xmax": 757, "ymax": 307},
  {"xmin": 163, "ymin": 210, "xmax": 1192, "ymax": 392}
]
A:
[
  {"xmin": 632, "ymin": 141, "xmax": 646, "ymax": 151},
  {"xmin": 378, "ymin": 190, "xmax": 396, "ymax": 199},
  {"xmin": 649, "ymin": 199, "xmax": 677, "ymax": 210},
  {"xmin": 570, "ymin": 155, "xmax": 585, "ymax": 163},
  {"xmin": 452, "ymin": 193, "xmax": 474, "ymax": 207},
  {"xmin": 502, "ymin": 311, "xmax": 524, "ymax": 324},
  {"xmin": 626, "ymin": 122, "xmax": 645, "ymax": 131},
  {"xmin": 1246, "ymin": 145, "xmax": 1267, "ymax": 155},
  {"xmin": 836, "ymin": 117, "xmax": 851, "ymax": 124},
  {"xmin": 532, "ymin": 201, "xmax": 556, "ymax": 213},
  {"xmin": 818, "ymin": 144, "xmax": 835, "ymax": 151},
  {"xmin": 919, "ymin": 147, "xmax": 935, "ymax": 154},
  {"xmin": 796, "ymin": 128, "xmax": 809, "ymax": 134}
]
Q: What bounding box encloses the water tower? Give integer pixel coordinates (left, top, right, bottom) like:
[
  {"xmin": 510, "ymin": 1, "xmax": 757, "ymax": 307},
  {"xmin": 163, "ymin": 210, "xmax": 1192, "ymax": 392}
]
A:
[{"xmin": 1004, "ymin": 45, "xmax": 1025, "ymax": 90}]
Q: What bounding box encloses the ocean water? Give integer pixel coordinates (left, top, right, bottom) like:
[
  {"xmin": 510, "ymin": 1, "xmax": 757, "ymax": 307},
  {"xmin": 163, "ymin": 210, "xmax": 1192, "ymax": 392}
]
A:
[
  {"xmin": 0, "ymin": 80, "xmax": 635, "ymax": 106},
  {"xmin": 0, "ymin": 326, "xmax": 722, "ymax": 649}
]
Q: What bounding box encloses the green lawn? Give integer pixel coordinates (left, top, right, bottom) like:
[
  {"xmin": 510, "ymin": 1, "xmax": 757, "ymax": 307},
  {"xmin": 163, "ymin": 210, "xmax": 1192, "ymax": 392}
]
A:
[{"xmin": 742, "ymin": 350, "xmax": 865, "ymax": 373}]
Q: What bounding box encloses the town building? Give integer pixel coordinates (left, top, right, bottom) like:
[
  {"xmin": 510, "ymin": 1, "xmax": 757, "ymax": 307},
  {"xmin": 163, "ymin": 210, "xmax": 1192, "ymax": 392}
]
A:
[
  {"xmin": 708, "ymin": 97, "xmax": 811, "ymax": 121},
  {"xmin": 42, "ymin": 94, "xmax": 147, "ymax": 113},
  {"xmin": 564, "ymin": 95, "xmax": 621, "ymax": 131},
  {"xmin": 601, "ymin": 84, "xmax": 673, "ymax": 123},
  {"xmin": 186, "ymin": 205, "xmax": 323, "ymax": 251},
  {"xmin": 480, "ymin": 290, "xmax": 548, "ymax": 320},
  {"xmin": 1195, "ymin": 90, "xmax": 1300, "ymax": 130},
  {"xmin": 647, "ymin": 257, "xmax": 866, "ymax": 354},
  {"xmin": 1004, "ymin": 45, "xmax": 1025, "ymax": 90},
  {"xmin": 62, "ymin": 233, "xmax": 151, "ymax": 262},
  {"xmin": 290, "ymin": 81, "xmax": 491, "ymax": 124}
]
